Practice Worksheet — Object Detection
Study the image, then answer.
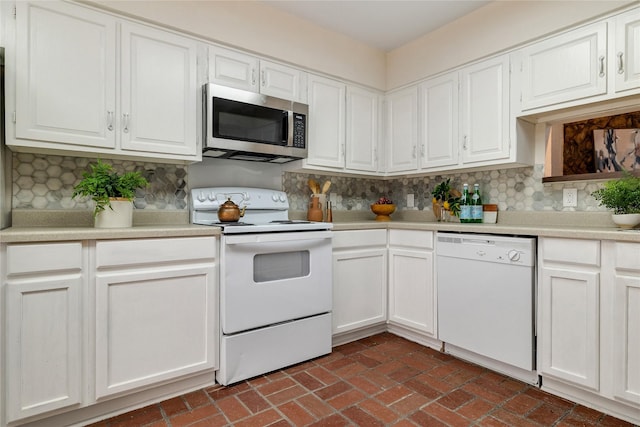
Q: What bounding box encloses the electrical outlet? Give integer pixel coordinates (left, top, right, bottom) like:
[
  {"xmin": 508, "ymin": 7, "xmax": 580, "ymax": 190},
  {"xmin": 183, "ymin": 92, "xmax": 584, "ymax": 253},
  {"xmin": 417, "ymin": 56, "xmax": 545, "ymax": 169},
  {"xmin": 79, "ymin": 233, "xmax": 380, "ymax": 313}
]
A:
[
  {"xmin": 407, "ymin": 193, "xmax": 414, "ymax": 208},
  {"xmin": 563, "ymin": 188, "xmax": 578, "ymax": 207}
]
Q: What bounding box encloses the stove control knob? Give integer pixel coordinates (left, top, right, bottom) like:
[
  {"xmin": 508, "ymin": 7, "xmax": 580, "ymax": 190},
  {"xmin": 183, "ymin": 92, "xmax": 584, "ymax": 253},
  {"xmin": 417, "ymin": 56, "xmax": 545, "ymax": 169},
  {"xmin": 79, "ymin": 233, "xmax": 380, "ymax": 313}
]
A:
[
  {"xmin": 242, "ymin": 192, "xmax": 250, "ymax": 201},
  {"xmin": 207, "ymin": 193, "xmax": 217, "ymax": 201},
  {"xmin": 508, "ymin": 250, "xmax": 521, "ymax": 262},
  {"xmin": 279, "ymin": 194, "xmax": 286, "ymax": 202},
  {"xmin": 272, "ymin": 193, "xmax": 279, "ymax": 202},
  {"xmin": 197, "ymin": 192, "xmax": 207, "ymax": 202}
]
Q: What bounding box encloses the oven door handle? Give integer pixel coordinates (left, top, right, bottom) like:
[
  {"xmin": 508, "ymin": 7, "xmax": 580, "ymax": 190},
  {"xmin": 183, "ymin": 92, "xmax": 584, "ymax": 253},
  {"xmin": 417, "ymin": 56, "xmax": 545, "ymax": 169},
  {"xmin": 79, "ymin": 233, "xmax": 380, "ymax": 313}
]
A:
[{"xmin": 224, "ymin": 231, "xmax": 332, "ymax": 245}]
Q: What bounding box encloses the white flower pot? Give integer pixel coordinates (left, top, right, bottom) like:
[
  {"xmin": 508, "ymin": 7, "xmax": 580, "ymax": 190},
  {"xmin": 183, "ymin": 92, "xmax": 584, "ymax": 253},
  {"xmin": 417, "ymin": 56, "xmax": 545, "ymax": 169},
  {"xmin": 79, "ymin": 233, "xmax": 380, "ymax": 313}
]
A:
[
  {"xmin": 94, "ymin": 199, "xmax": 133, "ymax": 228},
  {"xmin": 611, "ymin": 213, "xmax": 640, "ymax": 229}
]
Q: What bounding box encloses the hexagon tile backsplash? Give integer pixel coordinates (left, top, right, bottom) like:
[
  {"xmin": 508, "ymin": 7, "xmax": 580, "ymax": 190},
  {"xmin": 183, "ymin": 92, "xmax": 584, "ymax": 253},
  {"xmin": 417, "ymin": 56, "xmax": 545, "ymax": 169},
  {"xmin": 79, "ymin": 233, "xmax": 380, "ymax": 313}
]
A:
[
  {"xmin": 12, "ymin": 153, "xmax": 188, "ymax": 210},
  {"xmin": 283, "ymin": 165, "xmax": 608, "ymax": 213}
]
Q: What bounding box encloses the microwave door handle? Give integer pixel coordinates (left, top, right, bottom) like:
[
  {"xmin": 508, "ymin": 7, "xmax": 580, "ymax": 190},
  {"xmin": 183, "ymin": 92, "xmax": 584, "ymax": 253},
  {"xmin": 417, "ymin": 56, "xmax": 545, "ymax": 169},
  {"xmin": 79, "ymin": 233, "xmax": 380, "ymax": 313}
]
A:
[{"xmin": 286, "ymin": 110, "xmax": 293, "ymax": 147}]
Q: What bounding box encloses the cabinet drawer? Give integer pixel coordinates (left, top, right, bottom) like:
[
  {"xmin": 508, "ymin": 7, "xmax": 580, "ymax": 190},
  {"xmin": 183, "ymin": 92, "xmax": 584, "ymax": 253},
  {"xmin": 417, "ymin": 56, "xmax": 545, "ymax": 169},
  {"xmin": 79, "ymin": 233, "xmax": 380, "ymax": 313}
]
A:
[
  {"xmin": 614, "ymin": 242, "xmax": 640, "ymax": 271},
  {"xmin": 96, "ymin": 236, "xmax": 217, "ymax": 268},
  {"xmin": 389, "ymin": 229, "xmax": 433, "ymax": 249},
  {"xmin": 6, "ymin": 242, "xmax": 83, "ymax": 275},
  {"xmin": 541, "ymin": 237, "xmax": 600, "ymax": 266},
  {"xmin": 332, "ymin": 229, "xmax": 387, "ymax": 249}
]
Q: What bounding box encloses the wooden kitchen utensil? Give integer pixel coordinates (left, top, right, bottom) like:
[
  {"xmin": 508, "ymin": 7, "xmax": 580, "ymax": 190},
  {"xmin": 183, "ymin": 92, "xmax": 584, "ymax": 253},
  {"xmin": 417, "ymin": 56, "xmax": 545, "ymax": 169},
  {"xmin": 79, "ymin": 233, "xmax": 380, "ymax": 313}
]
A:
[{"xmin": 321, "ymin": 180, "xmax": 331, "ymax": 194}]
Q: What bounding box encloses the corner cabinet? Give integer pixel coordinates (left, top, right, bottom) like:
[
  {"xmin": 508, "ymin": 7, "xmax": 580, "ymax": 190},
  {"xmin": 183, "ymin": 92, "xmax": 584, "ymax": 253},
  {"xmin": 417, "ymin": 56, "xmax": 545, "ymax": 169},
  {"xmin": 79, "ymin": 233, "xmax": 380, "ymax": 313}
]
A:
[
  {"xmin": 331, "ymin": 230, "xmax": 387, "ymax": 344},
  {"xmin": 10, "ymin": 1, "xmax": 201, "ymax": 163},
  {"xmin": 304, "ymin": 75, "xmax": 380, "ymax": 174},
  {"xmin": 387, "ymin": 230, "xmax": 438, "ymax": 346},
  {"xmin": 385, "ymin": 86, "xmax": 419, "ymax": 173}
]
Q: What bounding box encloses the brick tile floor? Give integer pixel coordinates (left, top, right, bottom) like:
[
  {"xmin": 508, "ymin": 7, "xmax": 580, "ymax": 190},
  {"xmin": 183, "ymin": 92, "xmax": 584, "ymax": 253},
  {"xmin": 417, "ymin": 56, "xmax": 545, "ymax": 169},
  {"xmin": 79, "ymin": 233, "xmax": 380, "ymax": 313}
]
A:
[{"xmin": 88, "ymin": 333, "xmax": 638, "ymax": 427}]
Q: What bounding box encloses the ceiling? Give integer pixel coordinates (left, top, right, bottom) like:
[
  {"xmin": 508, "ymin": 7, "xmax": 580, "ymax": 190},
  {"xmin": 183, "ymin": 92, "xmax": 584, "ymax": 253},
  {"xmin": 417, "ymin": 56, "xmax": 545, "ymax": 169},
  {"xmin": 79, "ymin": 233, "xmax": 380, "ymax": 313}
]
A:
[{"xmin": 261, "ymin": 0, "xmax": 492, "ymax": 51}]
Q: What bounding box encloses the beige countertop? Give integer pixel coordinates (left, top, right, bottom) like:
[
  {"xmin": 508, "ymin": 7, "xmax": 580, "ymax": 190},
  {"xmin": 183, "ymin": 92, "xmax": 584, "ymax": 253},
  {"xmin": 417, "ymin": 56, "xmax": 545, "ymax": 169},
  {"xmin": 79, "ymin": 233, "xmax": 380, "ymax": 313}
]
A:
[{"xmin": 2, "ymin": 209, "xmax": 639, "ymax": 243}]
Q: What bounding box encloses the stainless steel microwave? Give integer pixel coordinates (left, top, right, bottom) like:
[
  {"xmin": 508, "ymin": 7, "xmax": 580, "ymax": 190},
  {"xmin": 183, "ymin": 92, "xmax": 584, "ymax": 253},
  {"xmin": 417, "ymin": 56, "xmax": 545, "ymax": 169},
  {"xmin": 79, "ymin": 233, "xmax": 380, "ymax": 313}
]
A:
[{"xmin": 202, "ymin": 83, "xmax": 308, "ymax": 163}]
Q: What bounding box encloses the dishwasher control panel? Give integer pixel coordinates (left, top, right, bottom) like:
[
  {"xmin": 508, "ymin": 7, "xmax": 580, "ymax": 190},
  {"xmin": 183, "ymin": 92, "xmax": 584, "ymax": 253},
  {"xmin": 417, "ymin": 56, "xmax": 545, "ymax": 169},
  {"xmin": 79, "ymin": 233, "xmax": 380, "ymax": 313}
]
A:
[{"xmin": 437, "ymin": 233, "xmax": 536, "ymax": 267}]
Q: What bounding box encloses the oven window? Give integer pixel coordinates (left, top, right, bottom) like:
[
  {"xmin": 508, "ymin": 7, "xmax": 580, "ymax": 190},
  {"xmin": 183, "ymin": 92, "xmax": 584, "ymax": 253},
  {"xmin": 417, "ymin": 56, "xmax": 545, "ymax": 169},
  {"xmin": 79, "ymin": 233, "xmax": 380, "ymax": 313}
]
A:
[
  {"xmin": 254, "ymin": 251, "xmax": 310, "ymax": 282},
  {"xmin": 213, "ymin": 98, "xmax": 287, "ymax": 145}
]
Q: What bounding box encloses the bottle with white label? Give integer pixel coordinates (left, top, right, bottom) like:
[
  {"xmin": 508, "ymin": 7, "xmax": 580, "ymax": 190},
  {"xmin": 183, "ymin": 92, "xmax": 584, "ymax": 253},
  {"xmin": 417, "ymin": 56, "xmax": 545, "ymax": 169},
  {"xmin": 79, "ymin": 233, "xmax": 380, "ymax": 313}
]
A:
[
  {"xmin": 471, "ymin": 183, "xmax": 483, "ymax": 223},
  {"xmin": 459, "ymin": 183, "xmax": 472, "ymax": 223}
]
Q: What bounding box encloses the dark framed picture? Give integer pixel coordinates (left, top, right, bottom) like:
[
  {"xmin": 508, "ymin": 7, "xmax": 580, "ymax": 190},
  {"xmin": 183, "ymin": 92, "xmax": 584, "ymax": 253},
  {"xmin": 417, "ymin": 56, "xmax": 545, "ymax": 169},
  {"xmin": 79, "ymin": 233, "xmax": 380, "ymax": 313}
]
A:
[{"xmin": 594, "ymin": 128, "xmax": 640, "ymax": 173}]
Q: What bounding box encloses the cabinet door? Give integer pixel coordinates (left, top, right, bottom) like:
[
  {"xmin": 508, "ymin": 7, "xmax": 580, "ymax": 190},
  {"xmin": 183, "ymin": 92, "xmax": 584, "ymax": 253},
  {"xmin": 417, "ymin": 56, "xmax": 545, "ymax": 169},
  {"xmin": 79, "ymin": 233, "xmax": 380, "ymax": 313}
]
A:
[
  {"xmin": 332, "ymin": 248, "xmax": 387, "ymax": 334},
  {"xmin": 306, "ymin": 75, "xmax": 345, "ymax": 168},
  {"xmin": 346, "ymin": 86, "xmax": 379, "ymax": 172},
  {"xmin": 208, "ymin": 45, "xmax": 259, "ymax": 92},
  {"xmin": 419, "ymin": 72, "xmax": 459, "ymax": 170},
  {"xmin": 520, "ymin": 21, "xmax": 607, "ymax": 110},
  {"xmin": 613, "ymin": 274, "xmax": 640, "ymax": 406},
  {"xmin": 95, "ymin": 265, "xmax": 217, "ymax": 399},
  {"xmin": 15, "ymin": 1, "xmax": 116, "ymax": 148},
  {"xmin": 460, "ymin": 55, "xmax": 510, "ymax": 165},
  {"xmin": 386, "ymin": 86, "xmax": 418, "ymax": 173},
  {"xmin": 540, "ymin": 267, "xmax": 600, "ymax": 391},
  {"xmin": 388, "ymin": 248, "xmax": 435, "ymax": 336},
  {"xmin": 614, "ymin": 9, "xmax": 640, "ymax": 93},
  {"xmin": 120, "ymin": 22, "xmax": 198, "ymax": 156},
  {"xmin": 260, "ymin": 60, "xmax": 306, "ymax": 102}
]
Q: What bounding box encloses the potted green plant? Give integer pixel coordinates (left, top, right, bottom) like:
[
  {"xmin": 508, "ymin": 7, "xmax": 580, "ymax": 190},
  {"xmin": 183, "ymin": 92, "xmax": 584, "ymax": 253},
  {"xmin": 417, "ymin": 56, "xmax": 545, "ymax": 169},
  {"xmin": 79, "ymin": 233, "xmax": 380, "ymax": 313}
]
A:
[
  {"xmin": 431, "ymin": 178, "xmax": 461, "ymax": 221},
  {"xmin": 591, "ymin": 172, "xmax": 640, "ymax": 229},
  {"xmin": 72, "ymin": 159, "xmax": 149, "ymax": 228}
]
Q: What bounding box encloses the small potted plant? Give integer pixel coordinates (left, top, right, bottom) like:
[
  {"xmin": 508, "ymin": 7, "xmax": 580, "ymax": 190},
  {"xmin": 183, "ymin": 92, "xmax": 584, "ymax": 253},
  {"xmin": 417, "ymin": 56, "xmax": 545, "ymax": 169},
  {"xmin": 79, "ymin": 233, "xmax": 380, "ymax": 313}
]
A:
[
  {"xmin": 431, "ymin": 178, "xmax": 461, "ymax": 221},
  {"xmin": 591, "ymin": 172, "xmax": 640, "ymax": 229},
  {"xmin": 72, "ymin": 159, "xmax": 149, "ymax": 228}
]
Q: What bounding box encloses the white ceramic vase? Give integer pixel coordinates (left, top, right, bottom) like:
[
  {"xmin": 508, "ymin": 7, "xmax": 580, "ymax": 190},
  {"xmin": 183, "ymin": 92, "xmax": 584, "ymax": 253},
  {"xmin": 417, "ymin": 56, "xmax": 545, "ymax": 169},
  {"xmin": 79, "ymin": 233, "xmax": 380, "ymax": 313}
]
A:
[
  {"xmin": 94, "ymin": 198, "xmax": 133, "ymax": 228},
  {"xmin": 611, "ymin": 213, "xmax": 640, "ymax": 229}
]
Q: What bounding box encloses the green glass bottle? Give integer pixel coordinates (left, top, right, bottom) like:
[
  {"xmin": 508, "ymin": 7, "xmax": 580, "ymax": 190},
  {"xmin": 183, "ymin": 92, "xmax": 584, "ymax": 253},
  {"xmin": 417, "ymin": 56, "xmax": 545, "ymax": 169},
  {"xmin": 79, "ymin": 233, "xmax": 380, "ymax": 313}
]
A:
[
  {"xmin": 459, "ymin": 183, "xmax": 472, "ymax": 223},
  {"xmin": 472, "ymin": 183, "xmax": 483, "ymax": 223}
]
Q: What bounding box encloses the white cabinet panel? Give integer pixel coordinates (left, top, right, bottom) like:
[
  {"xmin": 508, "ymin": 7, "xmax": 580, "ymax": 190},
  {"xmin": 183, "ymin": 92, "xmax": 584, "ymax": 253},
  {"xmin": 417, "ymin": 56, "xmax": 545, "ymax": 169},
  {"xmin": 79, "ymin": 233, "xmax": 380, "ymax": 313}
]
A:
[
  {"xmin": 519, "ymin": 21, "xmax": 607, "ymax": 110},
  {"xmin": 260, "ymin": 60, "xmax": 306, "ymax": 103},
  {"xmin": 460, "ymin": 54, "xmax": 510, "ymax": 165},
  {"xmin": 540, "ymin": 266, "xmax": 600, "ymax": 391},
  {"xmin": 95, "ymin": 266, "xmax": 216, "ymax": 399},
  {"xmin": 419, "ymin": 72, "xmax": 459, "ymax": 170},
  {"xmin": 386, "ymin": 86, "xmax": 418, "ymax": 173},
  {"xmin": 332, "ymin": 248, "xmax": 387, "ymax": 334},
  {"xmin": 15, "ymin": 1, "xmax": 116, "ymax": 148},
  {"xmin": 208, "ymin": 45, "xmax": 259, "ymax": 91},
  {"xmin": 614, "ymin": 9, "xmax": 640, "ymax": 93},
  {"xmin": 346, "ymin": 86, "xmax": 379, "ymax": 172},
  {"xmin": 613, "ymin": 274, "xmax": 640, "ymax": 406},
  {"xmin": 306, "ymin": 75, "xmax": 345, "ymax": 169},
  {"xmin": 120, "ymin": 22, "xmax": 198, "ymax": 156}
]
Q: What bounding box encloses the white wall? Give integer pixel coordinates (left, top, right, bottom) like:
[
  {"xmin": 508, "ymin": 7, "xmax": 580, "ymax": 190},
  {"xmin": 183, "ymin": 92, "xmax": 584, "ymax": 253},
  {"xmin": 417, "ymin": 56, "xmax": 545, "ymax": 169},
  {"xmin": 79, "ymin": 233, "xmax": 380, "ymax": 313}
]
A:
[
  {"xmin": 88, "ymin": 0, "xmax": 387, "ymax": 90},
  {"xmin": 387, "ymin": 0, "xmax": 634, "ymax": 90}
]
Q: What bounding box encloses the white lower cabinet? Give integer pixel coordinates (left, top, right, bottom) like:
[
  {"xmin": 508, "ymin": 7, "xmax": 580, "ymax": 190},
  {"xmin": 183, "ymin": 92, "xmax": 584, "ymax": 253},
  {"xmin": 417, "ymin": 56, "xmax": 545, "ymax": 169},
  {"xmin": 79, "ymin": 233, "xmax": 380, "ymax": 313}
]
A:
[
  {"xmin": 94, "ymin": 237, "xmax": 218, "ymax": 400},
  {"xmin": 2, "ymin": 242, "xmax": 85, "ymax": 423},
  {"xmin": 1, "ymin": 236, "xmax": 218, "ymax": 426},
  {"xmin": 610, "ymin": 242, "xmax": 640, "ymax": 407},
  {"xmin": 388, "ymin": 230, "xmax": 436, "ymax": 338},
  {"xmin": 331, "ymin": 230, "xmax": 387, "ymax": 341},
  {"xmin": 539, "ymin": 237, "xmax": 640, "ymax": 424}
]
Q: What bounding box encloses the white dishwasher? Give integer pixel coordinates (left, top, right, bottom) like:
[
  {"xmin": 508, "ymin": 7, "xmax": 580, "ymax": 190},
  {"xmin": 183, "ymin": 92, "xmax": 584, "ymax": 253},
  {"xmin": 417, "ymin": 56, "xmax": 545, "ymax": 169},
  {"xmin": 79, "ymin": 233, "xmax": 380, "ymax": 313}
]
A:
[{"xmin": 437, "ymin": 232, "xmax": 538, "ymax": 384}]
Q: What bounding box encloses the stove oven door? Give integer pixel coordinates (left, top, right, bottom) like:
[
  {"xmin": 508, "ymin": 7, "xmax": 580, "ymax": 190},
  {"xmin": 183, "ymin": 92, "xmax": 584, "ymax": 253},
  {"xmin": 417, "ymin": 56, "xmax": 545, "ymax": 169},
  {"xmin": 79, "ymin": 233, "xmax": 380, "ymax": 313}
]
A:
[{"xmin": 220, "ymin": 230, "xmax": 332, "ymax": 335}]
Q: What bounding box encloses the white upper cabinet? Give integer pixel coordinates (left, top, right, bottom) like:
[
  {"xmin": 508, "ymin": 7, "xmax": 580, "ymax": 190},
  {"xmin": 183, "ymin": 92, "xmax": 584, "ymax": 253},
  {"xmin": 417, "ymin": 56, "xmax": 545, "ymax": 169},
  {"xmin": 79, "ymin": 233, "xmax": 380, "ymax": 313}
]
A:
[
  {"xmin": 305, "ymin": 75, "xmax": 346, "ymax": 169},
  {"xmin": 345, "ymin": 86, "xmax": 380, "ymax": 172},
  {"xmin": 460, "ymin": 54, "xmax": 511, "ymax": 165},
  {"xmin": 15, "ymin": 1, "xmax": 117, "ymax": 149},
  {"xmin": 304, "ymin": 75, "xmax": 380, "ymax": 174},
  {"xmin": 208, "ymin": 45, "xmax": 306, "ymax": 102},
  {"xmin": 10, "ymin": 1, "xmax": 201, "ymax": 162},
  {"xmin": 419, "ymin": 71, "xmax": 459, "ymax": 170},
  {"xmin": 518, "ymin": 7, "xmax": 640, "ymax": 113},
  {"xmin": 120, "ymin": 22, "xmax": 198, "ymax": 156},
  {"xmin": 386, "ymin": 86, "xmax": 419, "ymax": 173},
  {"xmin": 519, "ymin": 21, "xmax": 607, "ymax": 111},
  {"xmin": 614, "ymin": 8, "xmax": 640, "ymax": 93}
]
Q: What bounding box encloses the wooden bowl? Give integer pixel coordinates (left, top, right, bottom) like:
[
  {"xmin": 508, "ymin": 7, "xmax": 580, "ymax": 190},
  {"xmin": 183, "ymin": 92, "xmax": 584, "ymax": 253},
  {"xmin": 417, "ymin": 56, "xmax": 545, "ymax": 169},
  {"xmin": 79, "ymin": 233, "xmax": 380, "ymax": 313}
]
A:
[{"xmin": 371, "ymin": 203, "xmax": 396, "ymax": 221}]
